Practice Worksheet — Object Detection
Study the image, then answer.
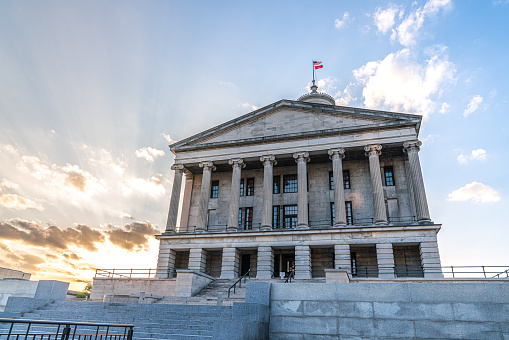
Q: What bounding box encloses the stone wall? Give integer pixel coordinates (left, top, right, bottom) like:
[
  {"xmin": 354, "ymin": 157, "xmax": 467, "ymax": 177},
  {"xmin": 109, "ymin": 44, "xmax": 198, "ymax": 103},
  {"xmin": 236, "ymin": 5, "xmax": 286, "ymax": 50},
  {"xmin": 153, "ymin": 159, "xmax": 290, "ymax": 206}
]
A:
[
  {"xmin": 90, "ymin": 278, "xmax": 176, "ymax": 300},
  {"xmin": 0, "ymin": 267, "xmax": 31, "ymax": 280},
  {"xmin": 0, "ymin": 279, "xmax": 68, "ymax": 311},
  {"xmin": 264, "ymin": 282, "xmax": 509, "ymax": 339}
]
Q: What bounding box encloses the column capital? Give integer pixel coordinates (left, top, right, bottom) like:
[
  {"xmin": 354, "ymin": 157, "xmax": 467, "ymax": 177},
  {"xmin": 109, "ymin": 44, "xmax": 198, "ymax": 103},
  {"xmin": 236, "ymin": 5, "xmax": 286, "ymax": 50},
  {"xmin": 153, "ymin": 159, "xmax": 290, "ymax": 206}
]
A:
[
  {"xmin": 364, "ymin": 144, "xmax": 382, "ymax": 157},
  {"xmin": 328, "ymin": 148, "xmax": 345, "ymax": 160},
  {"xmin": 199, "ymin": 161, "xmax": 216, "ymax": 172},
  {"xmin": 260, "ymin": 155, "xmax": 277, "ymax": 166},
  {"xmin": 293, "ymin": 152, "xmax": 310, "ymax": 163},
  {"xmin": 170, "ymin": 163, "xmax": 185, "ymax": 173},
  {"xmin": 228, "ymin": 158, "xmax": 246, "ymax": 169},
  {"xmin": 403, "ymin": 140, "xmax": 422, "ymax": 153}
]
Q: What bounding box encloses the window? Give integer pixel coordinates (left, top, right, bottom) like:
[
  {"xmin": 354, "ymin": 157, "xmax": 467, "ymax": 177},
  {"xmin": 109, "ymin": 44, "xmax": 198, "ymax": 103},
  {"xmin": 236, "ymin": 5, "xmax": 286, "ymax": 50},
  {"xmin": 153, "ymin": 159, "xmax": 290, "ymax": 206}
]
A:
[
  {"xmin": 238, "ymin": 208, "xmax": 243, "ymax": 228},
  {"xmin": 343, "ymin": 170, "xmax": 350, "ymax": 189},
  {"xmin": 283, "ymin": 174, "xmax": 297, "ymax": 193},
  {"xmin": 240, "ymin": 179, "xmax": 244, "ymax": 196},
  {"xmin": 283, "ymin": 205, "xmax": 298, "ymax": 228},
  {"xmin": 330, "ymin": 170, "xmax": 351, "ymax": 190},
  {"xmin": 244, "ymin": 207, "xmax": 253, "ymax": 230},
  {"xmin": 351, "ymin": 252, "xmax": 357, "ymax": 276},
  {"xmin": 384, "ymin": 166, "xmax": 395, "ymax": 186},
  {"xmin": 331, "ymin": 201, "xmax": 353, "ymax": 225},
  {"xmin": 246, "ymin": 178, "xmax": 255, "ymax": 196},
  {"xmin": 211, "ymin": 180, "xmax": 219, "ymax": 198},
  {"xmin": 273, "ymin": 175, "xmax": 280, "ymax": 194},
  {"xmin": 273, "ymin": 206, "xmax": 280, "ymax": 228},
  {"xmin": 345, "ymin": 201, "xmax": 353, "ymax": 225}
]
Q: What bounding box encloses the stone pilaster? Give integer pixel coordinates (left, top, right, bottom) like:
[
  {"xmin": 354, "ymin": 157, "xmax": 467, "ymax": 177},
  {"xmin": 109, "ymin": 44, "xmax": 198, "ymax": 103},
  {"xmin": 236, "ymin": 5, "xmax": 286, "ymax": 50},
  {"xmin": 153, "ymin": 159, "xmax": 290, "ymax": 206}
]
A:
[
  {"xmin": 260, "ymin": 155, "xmax": 277, "ymax": 230},
  {"xmin": 420, "ymin": 241, "xmax": 444, "ymax": 278},
  {"xmin": 295, "ymin": 245, "xmax": 312, "ymax": 279},
  {"xmin": 220, "ymin": 247, "xmax": 239, "ymax": 279},
  {"xmin": 376, "ymin": 243, "xmax": 395, "ymax": 278},
  {"xmin": 188, "ymin": 248, "xmax": 206, "ymax": 273},
  {"xmin": 227, "ymin": 158, "xmax": 245, "ymax": 231},
  {"xmin": 334, "ymin": 244, "xmax": 351, "ymax": 273},
  {"xmin": 196, "ymin": 161, "xmax": 216, "ymax": 231},
  {"xmin": 328, "ymin": 148, "xmax": 346, "ymax": 227},
  {"xmin": 257, "ymin": 246, "xmax": 274, "ymax": 279},
  {"xmin": 404, "ymin": 140, "xmax": 431, "ymax": 223},
  {"xmin": 155, "ymin": 243, "xmax": 175, "ymax": 278},
  {"xmin": 293, "ymin": 152, "xmax": 310, "ymax": 229},
  {"xmin": 165, "ymin": 164, "xmax": 185, "ymax": 232},
  {"xmin": 179, "ymin": 170, "xmax": 194, "ymax": 228},
  {"xmin": 364, "ymin": 144, "xmax": 388, "ymax": 224}
]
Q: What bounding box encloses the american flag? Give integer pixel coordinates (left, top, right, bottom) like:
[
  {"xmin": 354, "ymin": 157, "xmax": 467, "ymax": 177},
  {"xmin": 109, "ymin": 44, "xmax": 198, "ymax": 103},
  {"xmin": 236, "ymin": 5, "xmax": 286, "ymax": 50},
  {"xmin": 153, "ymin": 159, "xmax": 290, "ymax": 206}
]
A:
[{"xmin": 313, "ymin": 61, "xmax": 323, "ymax": 69}]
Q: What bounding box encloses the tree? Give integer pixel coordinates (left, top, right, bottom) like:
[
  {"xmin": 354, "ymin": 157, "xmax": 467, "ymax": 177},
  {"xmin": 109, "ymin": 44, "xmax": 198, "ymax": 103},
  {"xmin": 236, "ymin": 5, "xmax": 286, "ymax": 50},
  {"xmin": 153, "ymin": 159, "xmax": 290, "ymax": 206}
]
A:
[{"xmin": 76, "ymin": 283, "xmax": 92, "ymax": 299}]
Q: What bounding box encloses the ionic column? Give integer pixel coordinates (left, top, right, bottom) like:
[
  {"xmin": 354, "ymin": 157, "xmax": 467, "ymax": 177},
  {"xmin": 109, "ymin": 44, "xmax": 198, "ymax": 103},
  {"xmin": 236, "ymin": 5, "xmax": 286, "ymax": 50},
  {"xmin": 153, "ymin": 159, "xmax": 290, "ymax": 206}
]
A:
[
  {"xmin": 293, "ymin": 152, "xmax": 310, "ymax": 229},
  {"xmin": 220, "ymin": 247, "xmax": 239, "ymax": 279},
  {"xmin": 189, "ymin": 248, "xmax": 206, "ymax": 273},
  {"xmin": 364, "ymin": 145, "xmax": 388, "ymax": 224},
  {"xmin": 295, "ymin": 245, "xmax": 312, "ymax": 279},
  {"xmin": 257, "ymin": 246, "xmax": 274, "ymax": 279},
  {"xmin": 165, "ymin": 164, "xmax": 185, "ymax": 233},
  {"xmin": 260, "ymin": 155, "xmax": 277, "ymax": 230},
  {"xmin": 179, "ymin": 171, "xmax": 194, "ymax": 228},
  {"xmin": 376, "ymin": 243, "xmax": 395, "ymax": 278},
  {"xmin": 334, "ymin": 244, "xmax": 351, "ymax": 273},
  {"xmin": 227, "ymin": 158, "xmax": 245, "ymax": 231},
  {"xmin": 197, "ymin": 161, "xmax": 216, "ymax": 231},
  {"xmin": 328, "ymin": 148, "xmax": 346, "ymax": 227},
  {"xmin": 403, "ymin": 140, "xmax": 431, "ymax": 223}
]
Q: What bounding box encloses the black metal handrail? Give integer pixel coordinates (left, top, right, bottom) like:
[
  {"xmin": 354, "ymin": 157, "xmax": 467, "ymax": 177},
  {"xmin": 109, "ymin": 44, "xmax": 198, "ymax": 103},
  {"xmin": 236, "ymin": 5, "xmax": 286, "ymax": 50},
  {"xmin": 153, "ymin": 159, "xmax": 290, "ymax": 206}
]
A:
[
  {"xmin": 227, "ymin": 269, "xmax": 250, "ymax": 298},
  {"xmin": 0, "ymin": 319, "xmax": 134, "ymax": 340},
  {"xmin": 95, "ymin": 268, "xmax": 157, "ymax": 278},
  {"xmin": 345, "ymin": 265, "xmax": 509, "ymax": 279},
  {"xmin": 493, "ymin": 268, "xmax": 509, "ymax": 278},
  {"xmin": 284, "ymin": 270, "xmax": 295, "ymax": 283}
]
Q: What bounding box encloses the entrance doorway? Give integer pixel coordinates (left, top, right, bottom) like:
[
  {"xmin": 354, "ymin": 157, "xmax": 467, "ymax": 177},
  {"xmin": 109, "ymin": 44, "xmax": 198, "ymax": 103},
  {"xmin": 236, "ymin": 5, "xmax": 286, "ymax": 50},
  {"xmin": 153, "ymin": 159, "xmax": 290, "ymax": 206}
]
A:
[
  {"xmin": 273, "ymin": 248, "xmax": 295, "ymax": 278},
  {"xmin": 240, "ymin": 254, "xmax": 251, "ymax": 276}
]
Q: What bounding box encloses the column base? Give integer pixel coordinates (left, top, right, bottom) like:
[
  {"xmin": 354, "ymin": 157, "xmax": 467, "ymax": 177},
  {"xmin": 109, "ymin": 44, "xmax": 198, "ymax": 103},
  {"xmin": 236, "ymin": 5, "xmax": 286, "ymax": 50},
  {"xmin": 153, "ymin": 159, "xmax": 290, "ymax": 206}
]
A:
[
  {"xmin": 195, "ymin": 227, "xmax": 207, "ymax": 233},
  {"xmin": 227, "ymin": 226, "xmax": 238, "ymax": 232},
  {"xmin": 296, "ymin": 224, "xmax": 309, "ymax": 230},
  {"xmin": 260, "ymin": 225, "xmax": 273, "ymax": 231},
  {"xmin": 374, "ymin": 220, "xmax": 388, "ymax": 225},
  {"xmin": 333, "ymin": 223, "xmax": 346, "ymax": 228},
  {"xmin": 417, "ymin": 218, "xmax": 433, "ymax": 224}
]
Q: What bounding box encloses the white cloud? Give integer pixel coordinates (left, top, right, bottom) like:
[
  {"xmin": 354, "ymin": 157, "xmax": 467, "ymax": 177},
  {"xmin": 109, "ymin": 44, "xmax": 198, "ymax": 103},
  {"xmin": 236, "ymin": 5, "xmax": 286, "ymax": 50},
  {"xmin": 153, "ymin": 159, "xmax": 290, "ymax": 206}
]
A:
[
  {"xmin": 307, "ymin": 77, "xmax": 339, "ymax": 95},
  {"xmin": 241, "ymin": 103, "xmax": 259, "ymax": 111},
  {"xmin": 0, "ymin": 189, "xmax": 44, "ymax": 211},
  {"xmin": 121, "ymin": 175, "xmax": 166, "ymax": 199},
  {"xmin": 80, "ymin": 144, "xmax": 127, "ymax": 175},
  {"xmin": 463, "ymin": 95, "xmax": 483, "ymax": 117},
  {"xmin": 334, "ymin": 83, "xmax": 357, "ymax": 106},
  {"xmin": 161, "ymin": 133, "xmax": 176, "ymax": 145},
  {"xmin": 447, "ymin": 182, "xmax": 501, "ymax": 203},
  {"xmin": 393, "ymin": 0, "xmax": 451, "ymax": 46},
  {"xmin": 353, "ymin": 48, "xmax": 455, "ymax": 119},
  {"xmin": 135, "ymin": 147, "xmax": 165, "ymax": 162},
  {"xmin": 457, "ymin": 149, "xmax": 487, "ymax": 164},
  {"xmin": 439, "ymin": 102, "xmax": 450, "ymax": 114},
  {"xmin": 374, "ymin": 4, "xmax": 403, "ymax": 34},
  {"xmin": 334, "ymin": 12, "xmax": 351, "ymax": 29}
]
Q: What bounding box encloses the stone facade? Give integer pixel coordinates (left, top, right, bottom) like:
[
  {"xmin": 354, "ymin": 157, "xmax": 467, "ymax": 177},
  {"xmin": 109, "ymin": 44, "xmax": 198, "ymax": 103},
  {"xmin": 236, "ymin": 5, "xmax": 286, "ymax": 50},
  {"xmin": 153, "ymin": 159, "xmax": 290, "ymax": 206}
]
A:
[{"xmin": 157, "ymin": 86, "xmax": 443, "ymax": 280}]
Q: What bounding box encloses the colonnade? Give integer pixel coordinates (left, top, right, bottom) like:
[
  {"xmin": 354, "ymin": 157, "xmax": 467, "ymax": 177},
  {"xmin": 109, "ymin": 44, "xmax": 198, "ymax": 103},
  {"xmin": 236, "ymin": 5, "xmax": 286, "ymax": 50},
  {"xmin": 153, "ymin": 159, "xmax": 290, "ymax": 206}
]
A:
[{"xmin": 164, "ymin": 140, "xmax": 431, "ymax": 233}]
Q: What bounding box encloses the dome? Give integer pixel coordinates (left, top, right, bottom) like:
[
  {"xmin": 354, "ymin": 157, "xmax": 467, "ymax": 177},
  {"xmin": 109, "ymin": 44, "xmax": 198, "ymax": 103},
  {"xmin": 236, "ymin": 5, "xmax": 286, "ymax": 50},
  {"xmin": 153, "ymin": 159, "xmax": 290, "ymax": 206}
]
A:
[{"xmin": 297, "ymin": 81, "xmax": 336, "ymax": 105}]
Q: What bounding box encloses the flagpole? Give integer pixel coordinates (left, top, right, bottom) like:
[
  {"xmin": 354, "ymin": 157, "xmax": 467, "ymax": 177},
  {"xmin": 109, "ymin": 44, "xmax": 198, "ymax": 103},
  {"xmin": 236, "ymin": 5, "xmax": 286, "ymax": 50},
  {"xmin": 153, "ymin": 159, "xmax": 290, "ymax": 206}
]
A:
[{"xmin": 312, "ymin": 61, "xmax": 315, "ymax": 84}]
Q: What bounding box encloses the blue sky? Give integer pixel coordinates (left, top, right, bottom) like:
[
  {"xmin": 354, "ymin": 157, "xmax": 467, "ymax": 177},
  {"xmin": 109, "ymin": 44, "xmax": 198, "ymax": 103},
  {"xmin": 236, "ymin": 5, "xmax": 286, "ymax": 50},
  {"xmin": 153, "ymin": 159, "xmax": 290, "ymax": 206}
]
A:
[{"xmin": 0, "ymin": 0, "xmax": 508, "ymax": 288}]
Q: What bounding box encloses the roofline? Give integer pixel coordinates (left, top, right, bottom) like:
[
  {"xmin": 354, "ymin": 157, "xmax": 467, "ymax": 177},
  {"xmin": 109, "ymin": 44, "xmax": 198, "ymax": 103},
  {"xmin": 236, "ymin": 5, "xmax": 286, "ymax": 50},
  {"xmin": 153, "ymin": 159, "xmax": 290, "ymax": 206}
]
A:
[{"xmin": 169, "ymin": 99, "xmax": 422, "ymax": 151}]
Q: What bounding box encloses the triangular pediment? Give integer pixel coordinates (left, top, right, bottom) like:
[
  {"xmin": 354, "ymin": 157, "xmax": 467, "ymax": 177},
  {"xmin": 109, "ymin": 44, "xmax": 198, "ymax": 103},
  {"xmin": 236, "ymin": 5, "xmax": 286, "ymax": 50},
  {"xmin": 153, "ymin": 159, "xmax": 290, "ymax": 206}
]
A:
[{"xmin": 171, "ymin": 100, "xmax": 421, "ymax": 151}]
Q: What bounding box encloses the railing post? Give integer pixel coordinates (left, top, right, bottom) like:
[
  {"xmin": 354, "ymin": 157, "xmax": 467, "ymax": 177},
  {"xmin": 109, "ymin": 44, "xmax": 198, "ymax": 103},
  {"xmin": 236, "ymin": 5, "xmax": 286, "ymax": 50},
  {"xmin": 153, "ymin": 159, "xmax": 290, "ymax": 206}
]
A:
[
  {"xmin": 482, "ymin": 266, "xmax": 486, "ymax": 278},
  {"xmin": 451, "ymin": 266, "xmax": 455, "ymax": 278},
  {"xmin": 127, "ymin": 327, "xmax": 134, "ymax": 340},
  {"xmin": 60, "ymin": 325, "xmax": 71, "ymax": 340}
]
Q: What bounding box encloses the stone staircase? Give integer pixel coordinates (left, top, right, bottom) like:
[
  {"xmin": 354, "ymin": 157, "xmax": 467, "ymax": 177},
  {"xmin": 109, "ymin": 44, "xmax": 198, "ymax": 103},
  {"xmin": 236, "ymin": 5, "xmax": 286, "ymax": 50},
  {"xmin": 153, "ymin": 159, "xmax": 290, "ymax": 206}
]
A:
[{"xmin": 1, "ymin": 300, "xmax": 234, "ymax": 339}]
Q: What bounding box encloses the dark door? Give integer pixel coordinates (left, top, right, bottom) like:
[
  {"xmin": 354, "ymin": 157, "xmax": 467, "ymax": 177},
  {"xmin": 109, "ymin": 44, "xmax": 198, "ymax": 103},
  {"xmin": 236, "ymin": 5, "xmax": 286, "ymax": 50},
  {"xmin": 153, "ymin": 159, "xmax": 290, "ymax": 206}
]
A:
[{"xmin": 241, "ymin": 254, "xmax": 251, "ymax": 276}]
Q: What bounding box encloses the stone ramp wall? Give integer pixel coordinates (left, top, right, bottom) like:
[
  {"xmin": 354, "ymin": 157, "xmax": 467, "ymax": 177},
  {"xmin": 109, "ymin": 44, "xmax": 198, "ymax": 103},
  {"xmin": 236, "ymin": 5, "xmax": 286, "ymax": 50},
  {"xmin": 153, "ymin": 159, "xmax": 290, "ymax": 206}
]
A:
[{"xmin": 248, "ymin": 282, "xmax": 509, "ymax": 339}]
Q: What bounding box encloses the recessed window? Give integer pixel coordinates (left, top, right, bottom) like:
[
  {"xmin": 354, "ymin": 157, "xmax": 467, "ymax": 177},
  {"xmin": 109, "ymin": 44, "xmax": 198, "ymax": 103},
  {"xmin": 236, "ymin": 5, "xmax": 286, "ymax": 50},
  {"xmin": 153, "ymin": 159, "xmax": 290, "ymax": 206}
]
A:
[
  {"xmin": 283, "ymin": 174, "xmax": 297, "ymax": 193},
  {"xmin": 211, "ymin": 180, "xmax": 219, "ymax": 198},
  {"xmin": 283, "ymin": 205, "xmax": 298, "ymax": 228},
  {"xmin": 246, "ymin": 178, "xmax": 255, "ymax": 196},
  {"xmin": 244, "ymin": 207, "xmax": 253, "ymax": 230},
  {"xmin": 331, "ymin": 202, "xmax": 335, "ymax": 225},
  {"xmin": 240, "ymin": 179, "xmax": 244, "ymax": 196},
  {"xmin": 329, "ymin": 170, "xmax": 351, "ymax": 190},
  {"xmin": 273, "ymin": 206, "xmax": 280, "ymax": 228},
  {"xmin": 273, "ymin": 175, "xmax": 281, "ymax": 194},
  {"xmin": 345, "ymin": 201, "xmax": 353, "ymax": 225},
  {"xmin": 384, "ymin": 166, "xmax": 395, "ymax": 186},
  {"xmin": 238, "ymin": 208, "xmax": 243, "ymax": 228}
]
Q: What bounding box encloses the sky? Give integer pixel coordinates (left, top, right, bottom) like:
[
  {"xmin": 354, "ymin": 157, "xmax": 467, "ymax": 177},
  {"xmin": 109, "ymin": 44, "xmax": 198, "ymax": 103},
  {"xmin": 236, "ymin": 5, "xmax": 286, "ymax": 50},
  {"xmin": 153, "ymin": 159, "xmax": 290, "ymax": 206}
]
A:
[{"xmin": 0, "ymin": 0, "xmax": 508, "ymax": 290}]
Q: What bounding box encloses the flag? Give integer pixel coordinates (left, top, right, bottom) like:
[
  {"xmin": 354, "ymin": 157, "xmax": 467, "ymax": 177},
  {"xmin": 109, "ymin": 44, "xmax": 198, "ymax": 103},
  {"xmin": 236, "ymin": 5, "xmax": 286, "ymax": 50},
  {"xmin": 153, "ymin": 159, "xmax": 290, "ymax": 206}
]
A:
[{"xmin": 313, "ymin": 61, "xmax": 323, "ymax": 69}]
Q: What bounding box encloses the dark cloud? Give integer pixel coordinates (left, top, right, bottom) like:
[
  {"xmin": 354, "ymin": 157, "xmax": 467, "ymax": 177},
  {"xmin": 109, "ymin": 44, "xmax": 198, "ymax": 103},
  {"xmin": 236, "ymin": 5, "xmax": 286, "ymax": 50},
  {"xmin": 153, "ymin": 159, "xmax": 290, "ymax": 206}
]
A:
[
  {"xmin": 45, "ymin": 253, "xmax": 58, "ymax": 259},
  {"xmin": 0, "ymin": 245, "xmax": 45, "ymax": 273},
  {"xmin": 65, "ymin": 171, "xmax": 87, "ymax": 192},
  {"xmin": 62, "ymin": 252, "xmax": 83, "ymax": 261},
  {"xmin": 0, "ymin": 219, "xmax": 105, "ymax": 251},
  {"xmin": 106, "ymin": 222, "xmax": 159, "ymax": 251}
]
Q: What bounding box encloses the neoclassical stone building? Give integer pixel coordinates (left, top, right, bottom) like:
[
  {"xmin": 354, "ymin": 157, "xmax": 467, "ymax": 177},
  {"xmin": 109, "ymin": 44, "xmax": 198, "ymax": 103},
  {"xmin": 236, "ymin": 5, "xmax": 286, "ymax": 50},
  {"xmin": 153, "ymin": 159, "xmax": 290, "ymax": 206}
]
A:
[{"xmin": 155, "ymin": 83, "xmax": 442, "ymax": 281}]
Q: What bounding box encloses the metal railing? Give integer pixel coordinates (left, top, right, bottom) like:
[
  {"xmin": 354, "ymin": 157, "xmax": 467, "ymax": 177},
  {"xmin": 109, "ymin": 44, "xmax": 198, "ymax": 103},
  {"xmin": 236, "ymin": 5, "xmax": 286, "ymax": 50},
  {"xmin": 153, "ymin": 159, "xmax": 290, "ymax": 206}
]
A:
[
  {"xmin": 346, "ymin": 265, "xmax": 509, "ymax": 279},
  {"xmin": 94, "ymin": 269, "xmax": 157, "ymax": 279},
  {"xmin": 0, "ymin": 319, "xmax": 134, "ymax": 340},
  {"xmin": 227, "ymin": 269, "xmax": 250, "ymax": 298}
]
